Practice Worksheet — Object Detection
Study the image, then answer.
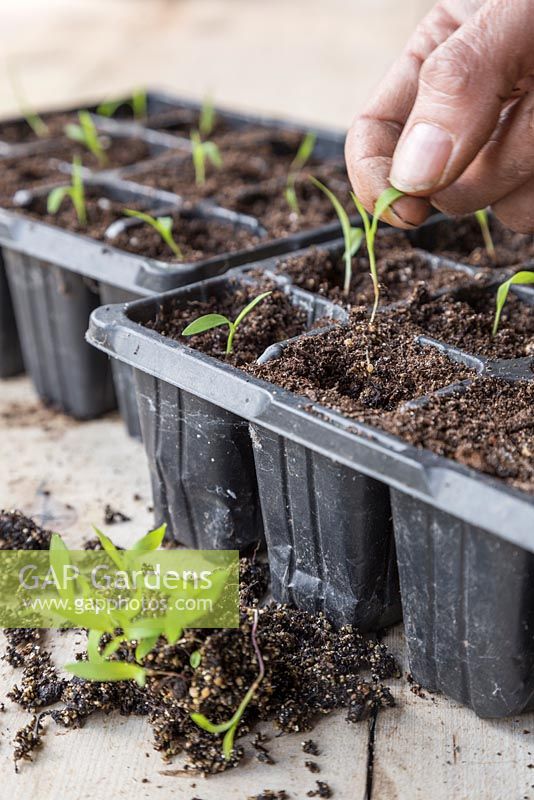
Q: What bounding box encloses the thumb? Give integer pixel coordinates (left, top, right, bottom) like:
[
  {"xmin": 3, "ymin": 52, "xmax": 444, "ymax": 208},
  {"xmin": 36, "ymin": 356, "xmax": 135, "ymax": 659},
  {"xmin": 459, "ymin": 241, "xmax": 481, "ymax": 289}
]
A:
[{"xmin": 390, "ymin": 0, "xmax": 534, "ymax": 195}]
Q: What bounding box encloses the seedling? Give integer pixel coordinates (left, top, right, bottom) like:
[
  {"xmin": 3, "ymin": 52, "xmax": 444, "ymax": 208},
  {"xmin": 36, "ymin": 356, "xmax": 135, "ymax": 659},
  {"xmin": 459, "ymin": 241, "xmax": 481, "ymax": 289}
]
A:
[
  {"xmin": 199, "ymin": 95, "xmax": 216, "ymax": 139},
  {"xmin": 493, "ymin": 270, "xmax": 534, "ymax": 335},
  {"xmin": 475, "ymin": 209, "xmax": 496, "ymax": 261},
  {"xmin": 124, "ymin": 209, "xmax": 183, "ymax": 259},
  {"xmin": 65, "ymin": 110, "xmax": 108, "ymax": 166},
  {"xmin": 182, "ymin": 291, "xmax": 272, "ymax": 355},
  {"xmin": 97, "ymin": 88, "xmax": 147, "ymax": 120},
  {"xmin": 47, "ymin": 157, "xmax": 87, "ymax": 225},
  {"xmin": 191, "ymin": 608, "xmax": 264, "ymax": 760},
  {"xmin": 352, "ymin": 187, "xmax": 405, "ymax": 323},
  {"xmin": 285, "ymin": 132, "xmax": 317, "ymax": 216},
  {"xmin": 310, "ymin": 177, "xmax": 363, "ymax": 297},
  {"xmin": 7, "ymin": 66, "xmax": 49, "ymax": 138},
  {"xmin": 190, "ymin": 130, "xmax": 222, "ymax": 186}
]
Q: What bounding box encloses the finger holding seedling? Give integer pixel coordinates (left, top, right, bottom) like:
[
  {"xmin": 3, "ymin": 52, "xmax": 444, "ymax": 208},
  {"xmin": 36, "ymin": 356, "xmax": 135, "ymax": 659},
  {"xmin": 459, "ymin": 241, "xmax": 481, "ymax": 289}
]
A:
[{"xmin": 346, "ymin": 0, "xmax": 534, "ymax": 233}]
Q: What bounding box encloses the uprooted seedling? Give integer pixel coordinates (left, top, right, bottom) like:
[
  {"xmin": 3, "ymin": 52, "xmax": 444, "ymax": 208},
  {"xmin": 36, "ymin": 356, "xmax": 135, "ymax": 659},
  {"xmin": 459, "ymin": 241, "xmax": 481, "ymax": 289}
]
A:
[
  {"xmin": 191, "ymin": 608, "xmax": 264, "ymax": 760},
  {"xmin": 65, "ymin": 110, "xmax": 108, "ymax": 167},
  {"xmin": 475, "ymin": 208, "xmax": 496, "ymax": 261},
  {"xmin": 493, "ymin": 269, "xmax": 534, "ymax": 335},
  {"xmin": 124, "ymin": 209, "xmax": 183, "ymax": 259},
  {"xmin": 182, "ymin": 291, "xmax": 272, "ymax": 355},
  {"xmin": 97, "ymin": 88, "xmax": 147, "ymax": 121},
  {"xmin": 47, "ymin": 157, "xmax": 87, "ymax": 225},
  {"xmin": 285, "ymin": 132, "xmax": 317, "ymax": 216}
]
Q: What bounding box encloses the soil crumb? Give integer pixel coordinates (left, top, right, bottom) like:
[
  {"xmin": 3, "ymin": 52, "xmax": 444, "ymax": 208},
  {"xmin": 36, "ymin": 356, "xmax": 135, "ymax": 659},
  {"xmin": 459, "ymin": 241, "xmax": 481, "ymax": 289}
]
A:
[{"xmin": 3, "ymin": 513, "xmax": 399, "ymax": 775}]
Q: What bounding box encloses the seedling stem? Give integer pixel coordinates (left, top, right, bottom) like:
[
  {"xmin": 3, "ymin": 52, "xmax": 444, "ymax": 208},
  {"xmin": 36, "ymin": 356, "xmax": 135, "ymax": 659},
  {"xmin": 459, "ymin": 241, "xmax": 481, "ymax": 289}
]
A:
[
  {"xmin": 182, "ymin": 291, "xmax": 272, "ymax": 355},
  {"xmin": 475, "ymin": 209, "xmax": 496, "ymax": 261},
  {"xmin": 65, "ymin": 111, "xmax": 108, "ymax": 166},
  {"xmin": 46, "ymin": 157, "xmax": 87, "ymax": 225},
  {"xmin": 124, "ymin": 209, "xmax": 183, "ymax": 259}
]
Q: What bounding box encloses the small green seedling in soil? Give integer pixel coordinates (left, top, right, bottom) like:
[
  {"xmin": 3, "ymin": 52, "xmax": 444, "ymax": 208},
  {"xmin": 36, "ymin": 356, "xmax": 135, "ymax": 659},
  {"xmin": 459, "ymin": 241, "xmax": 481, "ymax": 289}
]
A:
[
  {"xmin": 285, "ymin": 132, "xmax": 317, "ymax": 216},
  {"xmin": 310, "ymin": 177, "xmax": 364, "ymax": 297},
  {"xmin": 199, "ymin": 94, "xmax": 216, "ymax": 139},
  {"xmin": 182, "ymin": 291, "xmax": 272, "ymax": 355},
  {"xmin": 124, "ymin": 209, "xmax": 183, "ymax": 259},
  {"xmin": 191, "ymin": 608, "xmax": 264, "ymax": 760},
  {"xmin": 8, "ymin": 67, "xmax": 49, "ymax": 138},
  {"xmin": 352, "ymin": 187, "xmax": 405, "ymax": 323},
  {"xmin": 47, "ymin": 157, "xmax": 87, "ymax": 225},
  {"xmin": 65, "ymin": 110, "xmax": 108, "ymax": 167},
  {"xmin": 475, "ymin": 208, "xmax": 496, "ymax": 261},
  {"xmin": 493, "ymin": 270, "xmax": 534, "ymax": 335},
  {"xmin": 97, "ymin": 88, "xmax": 147, "ymax": 120},
  {"xmin": 190, "ymin": 129, "xmax": 222, "ymax": 186}
]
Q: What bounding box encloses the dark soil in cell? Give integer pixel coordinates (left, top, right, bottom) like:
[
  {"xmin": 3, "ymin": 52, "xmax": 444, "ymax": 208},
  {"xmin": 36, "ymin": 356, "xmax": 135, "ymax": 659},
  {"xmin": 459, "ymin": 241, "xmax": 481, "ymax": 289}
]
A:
[
  {"xmin": 0, "ymin": 153, "xmax": 70, "ymax": 204},
  {"xmin": 145, "ymin": 278, "xmax": 311, "ymax": 366},
  {"xmin": 0, "ymin": 509, "xmax": 52, "ymax": 550},
  {"xmin": 127, "ymin": 150, "xmax": 279, "ymax": 202},
  {"xmin": 428, "ymin": 215, "xmax": 534, "ymax": 270},
  {"xmin": 218, "ymin": 163, "xmax": 352, "ymax": 238},
  {"xmin": 274, "ymin": 240, "xmax": 488, "ymax": 306},
  {"xmin": 126, "ymin": 132, "xmax": 337, "ymax": 202},
  {"xmin": 0, "ymin": 112, "xmax": 79, "ymax": 144},
  {"xmin": 3, "ymin": 514, "xmax": 399, "ymax": 775},
  {"xmin": 113, "ymin": 209, "xmax": 261, "ymax": 263},
  {"xmin": 21, "ymin": 189, "xmax": 144, "ymax": 240},
  {"xmin": 379, "ymin": 379, "xmax": 534, "ymax": 493},
  {"xmin": 0, "ymin": 136, "xmax": 153, "ymax": 204},
  {"xmin": 147, "ymin": 107, "xmax": 235, "ymax": 139},
  {"xmin": 407, "ymin": 285, "xmax": 534, "ymax": 360},
  {"xmin": 248, "ymin": 306, "xmax": 475, "ymax": 420}
]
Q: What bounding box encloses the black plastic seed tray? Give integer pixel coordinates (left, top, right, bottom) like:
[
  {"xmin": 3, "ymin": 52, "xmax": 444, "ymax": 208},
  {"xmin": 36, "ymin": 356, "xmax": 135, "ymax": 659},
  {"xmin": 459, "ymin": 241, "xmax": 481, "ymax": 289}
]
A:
[
  {"xmin": 87, "ymin": 269, "xmax": 534, "ymax": 715},
  {"xmin": 93, "ymin": 269, "xmax": 346, "ymax": 551},
  {"xmin": 0, "ymin": 255, "xmax": 23, "ymax": 377},
  {"xmin": 0, "ymin": 175, "xmax": 264, "ymax": 420}
]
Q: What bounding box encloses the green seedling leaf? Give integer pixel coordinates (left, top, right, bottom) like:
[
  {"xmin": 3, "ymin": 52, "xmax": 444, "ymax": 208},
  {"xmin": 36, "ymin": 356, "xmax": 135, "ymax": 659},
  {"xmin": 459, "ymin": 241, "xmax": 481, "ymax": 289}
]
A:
[
  {"xmin": 131, "ymin": 523, "xmax": 167, "ymax": 553},
  {"xmin": 475, "ymin": 208, "xmax": 496, "ymax": 261},
  {"xmin": 65, "ymin": 660, "xmax": 146, "ymax": 686},
  {"xmin": 93, "ymin": 526, "xmax": 126, "ymax": 571},
  {"xmin": 493, "ymin": 270, "xmax": 534, "ymax": 335},
  {"xmin": 203, "ymin": 141, "xmax": 222, "ymax": 169},
  {"xmin": 124, "ymin": 209, "xmax": 183, "ymax": 259},
  {"xmin": 190, "ymin": 650, "xmax": 202, "ymax": 669},
  {"xmin": 285, "ymin": 132, "xmax": 317, "ymax": 217},
  {"xmin": 351, "ymin": 186, "xmax": 405, "ymax": 323},
  {"xmin": 101, "ymin": 635, "xmax": 128, "ymax": 659},
  {"xmin": 182, "ymin": 314, "xmax": 231, "ymax": 337},
  {"xmin": 132, "ymin": 88, "xmax": 147, "ymax": 120},
  {"xmin": 87, "ymin": 629, "xmax": 104, "ymax": 663},
  {"xmin": 182, "ymin": 290, "xmax": 272, "ymax": 355},
  {"xmin": 190, "ymin": 713, "xmax": 233, "ymax": 735},
  {"xmin": 65, "ymin": 110, "xmax": 107, "ymax": 166},
  {"xmin": 49, "ymin": 533, "xmax": 76, "ymax": 606},
  {"xmin": 46, "ymin": 157, "xmax": 87, "ymax": 225},
  {"xmin": 135, "ymin": 636, "xmax": 159, "ymax": 662},
  {"xmin": 199, "ymin": 95, "xmax": 215, "ymax": 139},
  {"xmin": 292, "ymin": 131, "xmax": 317, "ymax": 172},
  {"xmin": 46, "ymin": 186, "xmax": 69, "ymax": 215},
  {"xmin": 310, "ymin": 177, "xmax": 362, "ymax": 297},
  {"xmin": 98, "ymin": 89, "xmax": 146, "ymax": 120}
]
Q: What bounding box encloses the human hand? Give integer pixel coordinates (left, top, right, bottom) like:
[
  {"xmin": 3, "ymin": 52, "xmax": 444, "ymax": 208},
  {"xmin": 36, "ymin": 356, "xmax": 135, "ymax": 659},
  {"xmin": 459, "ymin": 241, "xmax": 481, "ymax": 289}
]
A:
[{"xmin": 345, "ymin": 0, "xmax": 534, "ymax": 232}]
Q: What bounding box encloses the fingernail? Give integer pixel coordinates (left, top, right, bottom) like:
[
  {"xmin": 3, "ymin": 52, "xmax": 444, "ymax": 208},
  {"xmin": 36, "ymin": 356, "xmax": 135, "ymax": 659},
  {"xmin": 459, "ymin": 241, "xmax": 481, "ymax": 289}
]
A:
[{"xmin": 391, "ymin": 123, "xmax": 453, "ymax": 192}]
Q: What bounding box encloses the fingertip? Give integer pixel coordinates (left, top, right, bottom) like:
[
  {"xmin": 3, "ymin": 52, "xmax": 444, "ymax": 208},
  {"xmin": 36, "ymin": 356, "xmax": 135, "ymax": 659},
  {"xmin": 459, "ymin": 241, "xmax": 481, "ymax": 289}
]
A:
[{"xmin": 382, "ymin": 195, "xmax": 432, "ymax": 229}]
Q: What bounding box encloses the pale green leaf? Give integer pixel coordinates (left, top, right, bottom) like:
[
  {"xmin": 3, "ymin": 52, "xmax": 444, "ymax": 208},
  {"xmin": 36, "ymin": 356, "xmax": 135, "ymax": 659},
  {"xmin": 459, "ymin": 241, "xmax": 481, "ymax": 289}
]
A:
[
  {"xmin": 47, "ymin": 186, "xmax": 69, "ymax": 215},
  {"xmin": 135, "ymin": 636, "xmax": 159, "ymax": 662},
  {"xmin": 65, "ymin": 660, "xmax": 146, "ymax": 686},
  {"xmin": 493, "ymin": 270, "xmax": 534, "ymax": 335},
  {"xmin": 233, "ymin": 291, "xmax": 272, "ymax": 328},
  {"xmin": 131, "ymin": 523, "xmax": 167, "ymax": 553},
  {"xmin": 182, "ymin": 314, "xmax": 231, "ymax": 337}
]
